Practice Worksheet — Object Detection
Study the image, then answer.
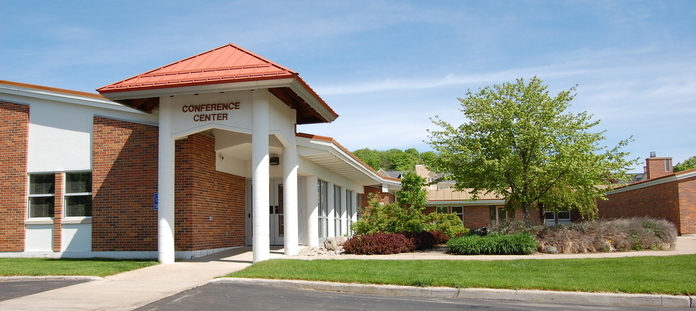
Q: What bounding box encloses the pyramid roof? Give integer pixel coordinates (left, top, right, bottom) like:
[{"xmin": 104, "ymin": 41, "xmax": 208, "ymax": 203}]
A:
[{"xmin": 97, "ymin": 44, "xmax": 337, "ymax": 124}]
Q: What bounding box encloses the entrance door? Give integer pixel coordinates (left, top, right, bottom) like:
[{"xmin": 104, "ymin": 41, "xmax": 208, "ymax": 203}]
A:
[
  {"xmin": 270, "ymin": 179, "xmax": 284, "ymax": 245},
  {"xmin": 245, "ymin": 179, "xmax": 285, "ymax": 246}
]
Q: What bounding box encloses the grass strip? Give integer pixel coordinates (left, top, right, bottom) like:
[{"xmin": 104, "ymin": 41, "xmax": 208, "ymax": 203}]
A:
[
  {"xmin": 0, "ymin": 258, "xmax": 157, "ymax": 277},
  {"xmin": 228, "ymin": 255, "xmax": 696, "ymax": 295}
]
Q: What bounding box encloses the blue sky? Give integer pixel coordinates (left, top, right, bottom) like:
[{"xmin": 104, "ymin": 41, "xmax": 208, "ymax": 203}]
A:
[{"xmin": 2, "ymin": 0, "xmax": 694, "ymax": 172}]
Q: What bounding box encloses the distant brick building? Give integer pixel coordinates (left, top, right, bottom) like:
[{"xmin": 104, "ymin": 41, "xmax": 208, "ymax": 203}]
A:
[{"xmin": 598, "ymin": 154, "xmax": 696, "ymax": 235}]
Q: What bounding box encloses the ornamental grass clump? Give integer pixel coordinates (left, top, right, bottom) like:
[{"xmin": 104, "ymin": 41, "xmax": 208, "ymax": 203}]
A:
[
  {"xmin": 447, "ymin": 233, "xmax": 537, "ymax": 255},
  {"xmin": 536, "ymin": 217, "xmax": 677, "ymax": 253}
]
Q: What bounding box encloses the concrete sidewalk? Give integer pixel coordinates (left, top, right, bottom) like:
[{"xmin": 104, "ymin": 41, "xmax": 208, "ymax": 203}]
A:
[
  {"xmin": 0, "ymin": 247, "xmax": 278, "ymax": 311},
  {"xmin": 1, "ymin": 236, "xmax": 694, "ymax": 310}
]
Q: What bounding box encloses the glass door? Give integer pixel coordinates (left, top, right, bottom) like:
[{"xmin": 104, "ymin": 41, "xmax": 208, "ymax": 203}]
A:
[{"xmin": 270, "ymin": 180, "xmax": 284, "ymax": 245}]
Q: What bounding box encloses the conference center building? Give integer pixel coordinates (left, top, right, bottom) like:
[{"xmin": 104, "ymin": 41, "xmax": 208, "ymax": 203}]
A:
[{"xmin": 0, "ymin": 44, "xmax": 400, "ymax": 263}]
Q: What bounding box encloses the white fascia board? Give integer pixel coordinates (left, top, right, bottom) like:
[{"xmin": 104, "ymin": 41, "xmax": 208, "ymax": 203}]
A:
[
  {"xmin": 100, "ymin": 79, "xmax": 295, "ymax": 101},
  {"xmin": 427, "ymin": 200, "xmax": 506, "ymax": 206},
  {"xmin": 0, "ymin": 84, "xmax": 147, "ymax": 114},
  {"xmin": 608, "ymin": 170, "xmax": 696, "ymax": 195},
  {"xmin": 288, "ymin": 79, "xmax": 337, "ymax": 123},
  {"xmin": 297, "ymin": 136, "xmax": 400, "ymax": 188}
]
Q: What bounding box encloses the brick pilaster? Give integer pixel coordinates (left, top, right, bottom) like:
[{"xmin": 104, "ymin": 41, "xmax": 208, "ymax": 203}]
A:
[
  {"xmin": 53, "ymin": 172, "xmax": 63, "ymax": 252},
  {"xmin": 0, "ymin": 102, "xmax": 29, "ymax": 252}
]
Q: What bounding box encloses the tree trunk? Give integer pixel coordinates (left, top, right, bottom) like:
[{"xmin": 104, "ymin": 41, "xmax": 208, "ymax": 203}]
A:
[{"xmin": 522, "ymin": 202, "xmax": 531, "ymax": 223}]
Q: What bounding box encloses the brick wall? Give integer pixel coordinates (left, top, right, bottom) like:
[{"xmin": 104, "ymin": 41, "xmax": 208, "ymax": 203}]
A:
[
  {"xmin": 425, "ymin": 204, "xmax": 544, "ymax": 231},
  {"xmin": 92, "ymin": 117, "xmax": 159, "ymax": 251},
  {"xmin": 361, "ymin": 186, "xmax": 395, "ymax": 207},
  {"xmin": 598, "ymin": 180, "xmax": 682, "ymax": 233},
  {"xmin": 464, "ymin": 206, "xmax": 490, "ymax": 229},
  {"xmin": 677, "ymin": 176, "xmax": 696, "ymax": 234},
  {"xmin": 175, "ymin": 133, "xmax": 246, "ymax": 251},
  {"xmin": 0, "ymin": 102, "xmax": 29, "ymax": 251}
]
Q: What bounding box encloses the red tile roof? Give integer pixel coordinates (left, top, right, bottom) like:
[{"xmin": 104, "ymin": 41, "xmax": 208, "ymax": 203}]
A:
[{"xmin": 97, "ymin": 43, "xmax": 296, "ymax": 93}]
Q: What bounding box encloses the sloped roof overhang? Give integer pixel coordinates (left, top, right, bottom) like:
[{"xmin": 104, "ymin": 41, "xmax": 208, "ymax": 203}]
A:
[
  {"xmin": 607, "ymin": 168, "xmax": 696, "ymax": 195},
  {"xmin": 97, "ymin": 44, "xmax": 338, "ymax": 124},
  {"xmin": 296, "ymin": 133, "xmax": 401, "ymax": 191}
]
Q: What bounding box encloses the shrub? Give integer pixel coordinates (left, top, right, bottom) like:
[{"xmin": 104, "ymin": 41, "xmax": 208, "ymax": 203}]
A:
[
  {"xmin": 403, "ymin": 231, "xmax": 438, "ymax": 250},
  {"xmin": 429, "ymin": 230, "xmax": 450, "ymax": 244},
  {"xmin": 536, "ymin": 217, "xmax": 678, "ymax": 253},
  {"xmin": 424, "ymin": 212, "xmax": 468, "ymax": 238},
  {"xmin": 447, "ymin": 233, "xmax": 537, "ymax": 255},
  {"xmin": 343, "ymin": 232, "xmax": 415, "ymax": 255},
  {"xmin": 352, "ymin": 198, "xmax": 430, "ymax": 235},
  {"xmin": 490, "ymin": 220, "xmax": 545, "ymax": 236}
]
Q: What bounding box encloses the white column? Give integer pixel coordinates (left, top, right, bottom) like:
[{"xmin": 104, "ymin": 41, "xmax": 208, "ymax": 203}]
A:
[
  {"xmin": 252, "ymin": 91, "xmax": 270, "ymax": 263},
  {"xmin": 305, "ymin": 175, "xmax": 318, "ymax": 247},
  {"xmin": 158, "ymin": 99, "xmax": 176, "ymax": 264},
  {"xmin": 326, "ymin": 182, "xmax": 335, "ymax": 238},
  {"xmin": 283, "ymin": 142, "xmax": 299, "ymax": 256}
]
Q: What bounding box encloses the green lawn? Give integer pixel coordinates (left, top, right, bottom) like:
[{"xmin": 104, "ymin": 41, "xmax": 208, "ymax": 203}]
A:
[
  {"xmin": 0, "ymin": 258, "xmax": 157, "ymax": 277},
  {"xmin": 228, "ymin": 255, "xmax": 696, "ymax": 295}
]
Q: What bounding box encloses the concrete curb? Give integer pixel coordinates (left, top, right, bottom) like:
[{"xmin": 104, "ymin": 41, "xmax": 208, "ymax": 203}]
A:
[
  {"xmin": 213, "ymin": 278, "xmax": 694, "ymax": 309},
  {"xmin": 0, "ymin": 276, "xmax": 103, "ymax": 282}
]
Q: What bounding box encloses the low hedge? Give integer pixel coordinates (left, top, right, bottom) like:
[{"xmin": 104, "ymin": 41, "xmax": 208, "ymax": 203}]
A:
[
  {"xmin": 343, "ymin": 232, "xmax": 415, "ymax": 255},
  {"xmin": 447, "ymin": 233, "xmax": 537, "ymax": 255}
]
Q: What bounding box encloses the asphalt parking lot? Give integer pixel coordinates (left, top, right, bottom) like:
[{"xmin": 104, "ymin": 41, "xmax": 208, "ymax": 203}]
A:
[{"xmin": 0, "ymin": 280, "xmax": 87, "ymax": 301}]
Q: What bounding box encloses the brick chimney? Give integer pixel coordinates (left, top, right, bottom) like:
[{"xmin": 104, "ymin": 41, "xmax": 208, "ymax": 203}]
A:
[{"xmin": 644, "ymin": 152, "xmax": 673, "ymax": 179}]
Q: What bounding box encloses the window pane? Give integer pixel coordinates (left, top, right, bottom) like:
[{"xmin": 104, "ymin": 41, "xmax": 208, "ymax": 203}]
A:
[
  {"xmin": 29, "ymin": 197, "xmax": 54, "ymax": 217},
  {"xmin": 452, "ymin": 206, "xmax": 464, "ymax": 222},
  {"xmin": 66, "ymin": 195, "xmax": 92, "ymax": 217},
  {"xmin": 66, "ymin": 172, "xmax": 91, "ymax": 193},
  {"xmin": 545, "ymin": 211, "xmax": 555, "ymax": 220},
  {"xmin": 506, "ymin": 209, "xmax": 515, "ymax": 221},
  {"xmin": 346, "ymin": 190, "xmax": 353, "ymax": 215},
  {"xmin": 558, "ymin": 211, "xmax": 570, "ymax": 220},
  {"xmin": 30, "ymin": 174, "xmax": 55, "ymax": 194},
  {"xmin": 437, "ymin": 206, "xmax": 448, "ymax": 213}
]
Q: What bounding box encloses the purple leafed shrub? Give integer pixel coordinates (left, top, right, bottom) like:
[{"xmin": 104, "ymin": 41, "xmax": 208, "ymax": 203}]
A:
[
  {"xmin": 343, "ymin": 232, "xmax": 416, "ymax": 255},
  {"xmin": 429, "ymin": 230, "xmax": 451, "ymax": 244},
  {"xmin": 403, "ymin": 231, "xmax": 438, "ymax": 250}
]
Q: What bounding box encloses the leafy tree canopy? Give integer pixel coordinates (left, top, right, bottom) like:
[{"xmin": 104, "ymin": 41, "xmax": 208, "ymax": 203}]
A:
[
  {"xmin": 674, "ymin": 156, "xmax": 696, "ymax": 173},
  {"xmin": 353, "ymin": 148, "xmax": 433, "ymax": 171},
  {"xmin": 426, "ymin": 77, "xmax": 637, "ymax": 221}
]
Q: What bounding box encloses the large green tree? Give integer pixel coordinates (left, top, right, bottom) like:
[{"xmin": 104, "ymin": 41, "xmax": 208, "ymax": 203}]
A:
[
  {"xmin": 427, "ymin": 77, "xmax": 637, "ymax": 221},
  {"xmin": 674, "ymin": 156, "xmax": 696, "ymax": 172}
]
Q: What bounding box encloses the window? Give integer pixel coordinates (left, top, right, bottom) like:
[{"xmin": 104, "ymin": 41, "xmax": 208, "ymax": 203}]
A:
[
  {"xmin": 490, "ymin": 206, "xmax": 514, "ymax": 225},
  {"xmin": 65, "ymin": 172, "xmax": 92, "ymax": 217},
  {"xmin": 436, "ymin": 206, "xmax": 464, "ymax": 222},
  {"xmin": 346, "ymin": 190, "xmax": 354, "ymax": 235},
  {"xmin": 545, "ymin": 210, "xmax": 571, "ymax": 226},
  {"xmin": 334, "ymin": 185, "xmax": 342, "ymax": 237},
  {"xmin": 29, "ymin": 173, "xmax": 55, "ymax": 218},
  {"xmin": 318, "ymin": 180, "xmax": 328, "ymax": 239}
]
